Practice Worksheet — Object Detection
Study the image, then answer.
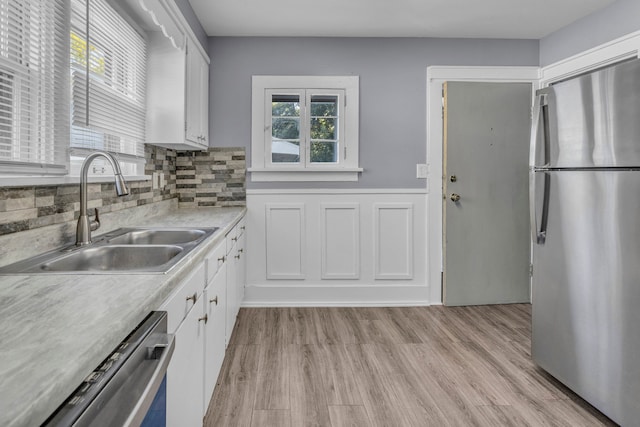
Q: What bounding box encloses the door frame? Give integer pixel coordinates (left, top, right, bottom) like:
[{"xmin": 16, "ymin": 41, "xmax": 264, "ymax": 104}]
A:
[{"xmin": 426, "ymin": 66, "xmax": 539, "ymax": 304}]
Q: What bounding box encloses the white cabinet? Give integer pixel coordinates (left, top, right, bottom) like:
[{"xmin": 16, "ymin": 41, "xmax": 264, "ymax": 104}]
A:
[
  {"xmin": 185, "ymin": 39, "xmax": 209, "ymax": 146},
  {"xmin": 161, "ymin": 263, "xmax": 206, "ymax": 427},
  {"xmin": 159, "ymin": 215, "xmax": 246, "ymax": 424},
  {"xmin": 224, "ymin": 219, "xmax": 246, "ymax": 346},
  {"xmin": 144, "ymin": 11, "xmax": 209, "ymax": 150},
  {"xmin": 203, "ymin": 241, "xmax": 227, "ymax": 409}
]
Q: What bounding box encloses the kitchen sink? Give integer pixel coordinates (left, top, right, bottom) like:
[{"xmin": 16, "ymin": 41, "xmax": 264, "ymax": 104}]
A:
[
  {"xmin": 37, "ymin": 245, "xmax": 184, "ymax": 272},
  {"xmin": 0, "ymin": 227, "xmax": 218, "ymax": 275},
  {"xmin": 107, "ymin": 229, "xmax": 208, "ymax": 245}
]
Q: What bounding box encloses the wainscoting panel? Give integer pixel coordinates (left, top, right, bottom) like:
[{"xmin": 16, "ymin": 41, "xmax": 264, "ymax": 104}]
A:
[
  {"xmin": 321, "ymin": 203, "xmax": 360, "ymax": 279},
  {"xmin": 246, "ymin": 190, "xmax": 428, "ymax": 306},
  {"xmin": 265, "ymin": 203, "xmax": 306, "ymax": 279},
  {"xmin": 374, "ymin": 203, "xmax": 414, "ymax": 280}
]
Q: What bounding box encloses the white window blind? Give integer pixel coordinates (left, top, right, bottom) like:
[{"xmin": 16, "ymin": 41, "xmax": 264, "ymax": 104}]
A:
[
  {"xmin": 70, "ymin": 0, "xmax": 146, "ymax": 169},
  {"xmin": 0, "ymin": 0, "xmax": 69, "ymax": 174}
]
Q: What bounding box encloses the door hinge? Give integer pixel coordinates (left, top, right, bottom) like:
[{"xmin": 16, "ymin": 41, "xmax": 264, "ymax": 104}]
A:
[
  {"xmin": 529, "ymin": 264, "xmax": 533, "ymax": 277},
  {"xmin": 344, "ymin": 145, "xmax": 347, "ymax": 159}
]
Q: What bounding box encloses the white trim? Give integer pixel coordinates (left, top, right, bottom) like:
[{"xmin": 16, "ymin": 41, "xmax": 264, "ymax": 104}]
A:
[
  {"xmin": 426, "ymin": 66, "xmax": 538, "ymax": 305},
  {"xmin": 265, "ymin": 203, "xmax": 306, "ymax": 280},
  {"xmin": 373, "ymin": 202, "xmax": 414, "ymax": 280},
  {"xmin": 320, "ymin": 203, "xmax": 360, "ymax": 280},
  {"xmin": 247, "ymin": 188, "xmax": 427, "ymax": 195},
  {"xmin": 249, "ymin": 169, "xmax": 362, "ymax": 182},
  {"xmin": 0, "ymin": 175, "xmax": 150, "ymax": 187},
  {"xmin": 242, "ymin": 284, "xmax": 430, "ymax": 307},
  {"xmin": 540, "ymin": 30, "xmax": 640, "ymax": 86}
]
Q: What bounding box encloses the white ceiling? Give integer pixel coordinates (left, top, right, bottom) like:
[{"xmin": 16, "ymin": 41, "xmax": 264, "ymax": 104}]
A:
[{"xmin": 188, "ymin": 0, "xmax": 615, "ymax": 39}]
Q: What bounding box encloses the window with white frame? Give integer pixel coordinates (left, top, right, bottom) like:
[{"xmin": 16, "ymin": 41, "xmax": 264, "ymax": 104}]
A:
[
  {"xmin": 0, "ymin": 0, "xmax": 69, "ymax": 175},
  {"xmin": 0, "ymin": 0, "xmax": 147, "ymax": 180},
  {"xmin": 251, "ymin": 76, "xmax": 361, "ymax": 182},
  {"xmin": 70, "ymin": 0, "xmax": 147, "ymax": 177}
]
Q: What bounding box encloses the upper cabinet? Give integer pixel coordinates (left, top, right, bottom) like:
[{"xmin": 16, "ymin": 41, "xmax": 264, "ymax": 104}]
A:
[
  {"xmin": 185, "ymin": 39, "xmax": 209, "ymax": 147},
  {"xmin": 141, "ymin": 0, "xmax": 210, "ymax": 150}
]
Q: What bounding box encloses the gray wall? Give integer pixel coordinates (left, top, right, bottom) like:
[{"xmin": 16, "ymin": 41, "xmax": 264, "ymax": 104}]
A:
[
  {"xmin": 208, "ymin": 37, "xmax": 538, "ymax": 189},
  {"xmin": 540, "ymin": 0, "xmax": 640, "ymax": 66},
  {"xmin": 173, "ymin": 0, "xmax": 208, "ymax": 50}
]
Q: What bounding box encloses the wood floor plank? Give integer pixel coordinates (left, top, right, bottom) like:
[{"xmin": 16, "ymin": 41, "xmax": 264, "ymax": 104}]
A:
[
  {"xmin": 250, "ymin": 410, "xmax": 291, "ymax": 427},
  {"xmin": 289, "ymin": 344, "xmax": 332, "ymax": 426},
  {"xmin": 318, "ymin": 344, "xmax": 363, "ymax": 406},
  {"xmin": 328, "ymin": 405, "xmax": 371, "ymax": 427},
  {"xmin": 205, "ymin": 305, "xmax": 616, "ymax": 427},
  {"xmin": 253, "ymin": 344, "xmax": 290, "ymax": 410},
  {"xmin": 204, "ymin": 344, "xmax": 260, "ymax": 427}
]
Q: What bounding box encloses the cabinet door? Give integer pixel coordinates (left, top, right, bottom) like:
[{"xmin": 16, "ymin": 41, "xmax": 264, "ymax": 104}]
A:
[
  {"xmin": 225, "ymin": 251, "xmax": 237, "ymax": 346},
  {"xmin": 185, "ymin": 39, "xmax": 208, "ymax": 147},
  {"xmin": 235, "ymin": 232, "xmax": 246, "ymax": 314},
  {"xmin": 203, "ymin": 261, "xmax": 227, "ymax": 410},
  {"xmin": 166, "ymin": 301, "xmax": 206, "ymax": 427}
]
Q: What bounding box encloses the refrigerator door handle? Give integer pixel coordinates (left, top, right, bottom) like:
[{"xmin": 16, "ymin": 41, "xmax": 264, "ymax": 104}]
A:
[
  {"xmin": 529, "ymin": 91, "xmax": 548, "ymax": 170},
  {"xmin": 530, "ymin": 171, "xmax": 550, "ymax": 245}
]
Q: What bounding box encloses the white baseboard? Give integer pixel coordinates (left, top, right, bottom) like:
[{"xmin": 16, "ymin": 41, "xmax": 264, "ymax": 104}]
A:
[{"xmin": 242, "ymin": 284, "xmax": 431, "ymax": 307}]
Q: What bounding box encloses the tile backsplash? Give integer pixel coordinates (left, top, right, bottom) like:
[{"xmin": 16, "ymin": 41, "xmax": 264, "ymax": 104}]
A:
[{"xmin": 0, "ymin": 146, "xmax": 245, "ymax": 237}]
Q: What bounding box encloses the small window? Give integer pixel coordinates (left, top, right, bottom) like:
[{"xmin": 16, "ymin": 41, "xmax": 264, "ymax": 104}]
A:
[{"xmin": 251, "ymin": 76, "xmax": 361, "ymax": 182}]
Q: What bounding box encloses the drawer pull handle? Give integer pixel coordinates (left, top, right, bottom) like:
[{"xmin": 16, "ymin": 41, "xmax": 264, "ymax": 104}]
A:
[
  {"xmin": 240, "ymin": 226, "xmax": 245, "ymax": 230},
  {"xmin": 217, "ymin": 255, "xmax": 226, "ymax": 262},
  {"xmin": 238, "ymin": 249, "xmax": 243, "ymax": 253},
  {"xmin": 210, "ymin": 296, "xmax": 218, "ymax": 305},
  {"xmin": 198, "ymin": 314, "xmax": 208, "ymax": 324},
  {"xmin": 186, "ymin": 293, "xmax": 197, "ymax": 303},
  {"xmin": 232, "ymin": 237, "xmax": 238, "ymax": 242}
]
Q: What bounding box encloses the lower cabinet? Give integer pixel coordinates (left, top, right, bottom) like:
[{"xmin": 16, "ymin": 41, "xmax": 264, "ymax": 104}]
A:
[
  {"xmin": 166, "ymin": 297, "xmax": 206, "ymax": 427},
  {"xmin": 161, "ymin": 263, "xmax": 207, "ymax": 427},
  {"xmin": 203, "ymin": 260, "xmax": 226, "ymax": 410},
  {"xmin": 161, "ymin": 216, "xmax": 246, "ymax": 427}
]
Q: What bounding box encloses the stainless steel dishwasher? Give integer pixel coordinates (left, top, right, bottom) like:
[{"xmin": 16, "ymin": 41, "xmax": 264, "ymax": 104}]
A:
[{"xmin": 44, "ymin": 312, "xmax": 175, "ymax": 427}]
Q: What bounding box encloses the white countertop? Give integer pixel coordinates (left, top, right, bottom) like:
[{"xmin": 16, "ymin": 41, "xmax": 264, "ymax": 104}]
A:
[{"xmin": 0, "ymin": 206, "xmax": 246, "ymax": 427}]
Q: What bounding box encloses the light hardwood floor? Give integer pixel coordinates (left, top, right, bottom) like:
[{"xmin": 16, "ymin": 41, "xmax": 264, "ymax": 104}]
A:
[{"xmin": 204, "ymin": 305, "xmax": 616, "ymax": 426}]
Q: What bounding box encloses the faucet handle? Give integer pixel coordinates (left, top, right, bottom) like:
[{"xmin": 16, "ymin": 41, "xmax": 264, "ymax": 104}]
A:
[{"xmin": 90, "ymin": 208, "xmax": 101, "ymax": 231}]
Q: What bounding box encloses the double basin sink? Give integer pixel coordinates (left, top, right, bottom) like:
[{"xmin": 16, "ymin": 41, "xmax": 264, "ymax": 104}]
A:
[{"xmin": 0, "ymin": 227, "xmax": 218, "ymax": 274}]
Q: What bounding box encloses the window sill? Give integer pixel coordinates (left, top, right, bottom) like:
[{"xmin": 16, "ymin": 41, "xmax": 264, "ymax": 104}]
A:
[
  {"xmin": 248, "ymin": 167, "xmax": 363, "ymax": 182},
  {"xmin": 0, "ymin": 175, "xmax": 151, "ymax": 188}
]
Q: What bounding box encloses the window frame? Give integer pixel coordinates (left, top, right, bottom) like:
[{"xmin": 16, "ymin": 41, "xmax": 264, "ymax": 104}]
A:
[{"xmin": 250, "ymin": 75, "xmax": 361, "ymax": 182}]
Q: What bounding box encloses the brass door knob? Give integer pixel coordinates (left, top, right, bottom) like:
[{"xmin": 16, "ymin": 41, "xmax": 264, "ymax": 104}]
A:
[{"xmin": 450, "ymin": 193, "xmax": 461, "ymax": 202}]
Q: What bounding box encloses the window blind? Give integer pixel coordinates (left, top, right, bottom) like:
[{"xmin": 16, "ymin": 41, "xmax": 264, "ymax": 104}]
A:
[
  {"xmin": 0, "ymin": 0, "xmax": 69, "ymax": 174},
  {"xmin": 70, "ymin": 0, "xmax": 146, "ymax": 162}
]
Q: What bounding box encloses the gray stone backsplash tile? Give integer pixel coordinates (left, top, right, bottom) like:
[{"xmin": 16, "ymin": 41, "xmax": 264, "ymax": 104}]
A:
[{"xmin": 0, "ymin": 146, "xmax": 246, "ymax": 240}]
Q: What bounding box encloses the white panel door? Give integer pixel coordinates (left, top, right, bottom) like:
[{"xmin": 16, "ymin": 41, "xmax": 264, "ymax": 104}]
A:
[
  {"xmin": 321, "ymin": 203, "xmax": 360, "ymax": 279},
  {"xmin": 374, "ymin": 203, "xmax": 414, "ymax": 279},
  {"xmin": 265, "ymin": 203, "xmax": 305, "ymax": 279}
]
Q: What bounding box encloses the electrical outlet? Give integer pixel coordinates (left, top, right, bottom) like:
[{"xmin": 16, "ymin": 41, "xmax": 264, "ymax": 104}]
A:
[
  {"xmin": 416, "ymin": 163, "xmax": 428, "ymax": 179},
  {"xmin": 152, "ymin": 172, "xmax": 158, "ymax": 190}
]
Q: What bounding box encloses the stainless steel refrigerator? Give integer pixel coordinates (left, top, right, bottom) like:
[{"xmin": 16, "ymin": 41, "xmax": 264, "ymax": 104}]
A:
[{"xmin": 530, "ymin": 58, "xmax": 640, "ymax": 426}]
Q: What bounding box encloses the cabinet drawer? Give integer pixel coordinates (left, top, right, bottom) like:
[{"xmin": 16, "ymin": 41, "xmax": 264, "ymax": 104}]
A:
[
  {"xmin": 236, "ymin": 218, "xmax": 246, "ymax": 237},
  {"xmin": 206, "ymin": 241, "xmax": 226, "ymax": 284},
  {"xmin": 160, "ymin": 262, "xmax": 206, "ymax": 334},
  {"xmin": 225, "ymin": 227, "xmax": 238, "ymax": 255}
]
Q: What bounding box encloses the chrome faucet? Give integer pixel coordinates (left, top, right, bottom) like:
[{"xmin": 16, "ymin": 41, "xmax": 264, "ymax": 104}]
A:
[{"xmin": 76, "ymin": 151, "xmax": 130, "ymax": 246}]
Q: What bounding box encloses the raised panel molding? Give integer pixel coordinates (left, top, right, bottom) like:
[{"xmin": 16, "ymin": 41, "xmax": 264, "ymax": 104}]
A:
[
  {"xmin": 246, "ymin": 191, "xmax": 428, "ymax": 306},
  {"xmin": 374, "ymin": 203, "xmax": 414, "ymax": 280},
  {"xmin": 265, "ymin": 203, "xmax": 305, "ymax": 279},
  {"xmin": 321, "ymin": 203, "xmax": 360, "ymax": 279}
]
